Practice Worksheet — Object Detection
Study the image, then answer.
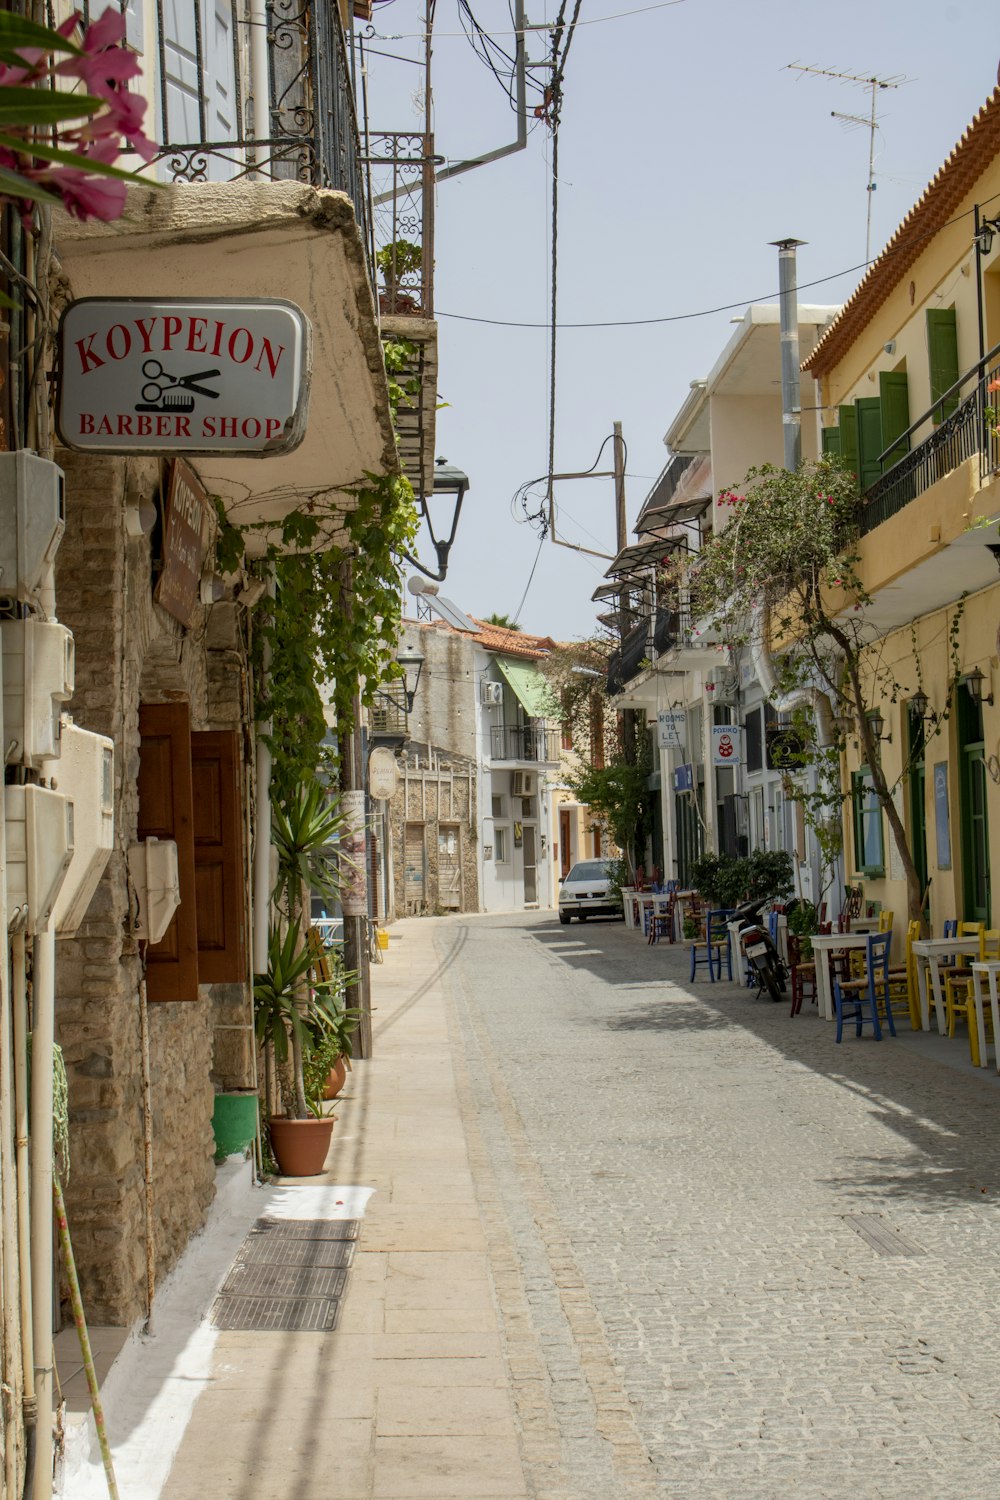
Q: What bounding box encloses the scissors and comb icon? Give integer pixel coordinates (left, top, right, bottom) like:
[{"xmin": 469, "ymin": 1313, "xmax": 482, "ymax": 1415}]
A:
[{"xmin": 135, "ymin": 360, "xmax": 221, "ymax": 413}]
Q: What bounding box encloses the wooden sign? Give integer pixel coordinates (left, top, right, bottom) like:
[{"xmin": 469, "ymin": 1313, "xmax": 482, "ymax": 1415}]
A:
[{"xmin": 154, "ymin": 460, "xmax": 211, "ymax": 628}]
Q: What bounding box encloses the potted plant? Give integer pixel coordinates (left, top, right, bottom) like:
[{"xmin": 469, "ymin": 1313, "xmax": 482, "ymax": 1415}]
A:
[
  {"xmin": 254, "ymin": 918, "xmax": 350, "ymax": 1175},
  {"xmin": 786, "ymin": 900, "xmax": 819, "ymax": 959}
]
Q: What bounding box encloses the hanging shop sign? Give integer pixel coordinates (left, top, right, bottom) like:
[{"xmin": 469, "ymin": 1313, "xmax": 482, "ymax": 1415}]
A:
[
  {"xmin": 673, "ymin": 763, "xmax": 694, "ymax": 793},
  {"xmin": 56, "ymin": 298, "xmax": 311, "ymax": 456},
  {"xmin": 712, "ymin": 724, "xmax": 743, "ymax": 766},
  {"xmin": 154, "ymin": 460, "xmax": 211, "ymax": 629},
  {"xmin": 657, "ymin": 710, "xmax": 685, "ymax": 749},
  {"xmin": 368, "ymin": 747, "xmax": 400, "ymax": 801}
]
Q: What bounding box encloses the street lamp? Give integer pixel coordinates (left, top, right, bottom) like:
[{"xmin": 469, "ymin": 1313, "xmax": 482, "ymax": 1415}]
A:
[
  {"xmin": 404, "ymin": 457, "xmax": 471, "ymax": 582},
  {"xmin": 965, "ymin": 665, "xmax": 994, "ymax": 707},
  {"xmin": 910, "ymin": 689, "xmax": 930, "ymax": 721},
  {"xmin": 869, "ymin": 709, "xmax": 891, "ymax": 744},
  {"xmin": 395, "ymin": 649, "xmax": 425, "ymax": 712}
]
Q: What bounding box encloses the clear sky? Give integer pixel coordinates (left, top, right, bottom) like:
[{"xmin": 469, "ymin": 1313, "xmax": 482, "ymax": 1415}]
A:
[{"xmin": 363, "ymin": 0, "xmax": 996, "ymax": 640}]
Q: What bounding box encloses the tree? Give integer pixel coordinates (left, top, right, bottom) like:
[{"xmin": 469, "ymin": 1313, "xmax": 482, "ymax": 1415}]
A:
[
  {"xmin": 483, "ymin": 612, "xmax": 521, "ymax": 631},
  {"xmin": 693, "ymin": 460, "xmax": 958, "ymax": 926}
]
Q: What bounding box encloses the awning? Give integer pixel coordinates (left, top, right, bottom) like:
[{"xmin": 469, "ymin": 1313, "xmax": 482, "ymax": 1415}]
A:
[{"xmin": 495, "ymin": 658, "xmax": 557, "ymax": 718}]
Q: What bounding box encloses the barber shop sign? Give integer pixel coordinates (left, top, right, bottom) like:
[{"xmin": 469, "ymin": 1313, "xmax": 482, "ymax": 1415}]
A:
[{"xmin": 57, "ymin": 298, "xmax": 311, "ymax": 456}]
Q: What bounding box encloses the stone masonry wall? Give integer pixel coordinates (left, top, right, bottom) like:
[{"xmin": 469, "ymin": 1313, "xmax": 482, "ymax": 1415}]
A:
[{"xmin": 53, "ymin": 451, "xmax": 222, "ymax": 1325}]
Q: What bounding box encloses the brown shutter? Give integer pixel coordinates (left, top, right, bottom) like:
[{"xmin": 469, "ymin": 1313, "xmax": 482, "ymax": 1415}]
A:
[
  {"xmin": 191, "ymin": 730, "xmax": 246, "ymax": 983},
  {"xmin": 138, "ymin": 702, "xmax": 200, "ymax": 1001}
]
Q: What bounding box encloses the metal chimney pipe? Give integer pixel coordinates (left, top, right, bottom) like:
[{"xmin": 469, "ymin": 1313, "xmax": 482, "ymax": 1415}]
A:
[{"xmin": 770, "ymin": 238, "xmax": 806, "ymax": 471}]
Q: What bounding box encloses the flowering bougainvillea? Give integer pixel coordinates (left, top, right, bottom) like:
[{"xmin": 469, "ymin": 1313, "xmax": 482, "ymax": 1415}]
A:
[{"xmin": 0, "ymin": 9, "xmax": 156, "ymax": 223}]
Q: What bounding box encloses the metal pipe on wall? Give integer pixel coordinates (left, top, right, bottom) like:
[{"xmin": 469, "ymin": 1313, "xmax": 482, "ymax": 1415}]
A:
[
  {"xmin": 11, "ymin": 930, "xmax": 35, "ymax": 1496},
  {"xmin": 252, "ymin": 570, "xmax": 275, "ymax": 974},
  {"xmin": 773, "ymin": 237, "xmax": 805, "ymax": 472},
  {"xmin": 29, "ymin": 927, "xmax": 55, "ymax": 1500}
]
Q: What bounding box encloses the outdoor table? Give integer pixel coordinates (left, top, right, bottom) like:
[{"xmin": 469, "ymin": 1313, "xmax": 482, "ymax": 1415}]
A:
[
  {"xmin": 622, "ymin": 889, "xmax": 638, "ymax": 929},
  {"xmin": 850, "ymin": 916, "xmax": 881, "ymax": 934},
  {"xmin": 970, "ymin": 961, "xmax": 1000, "ymax": 1071},
  {"xmin": 632, "ymin": 891, "xmax": 674, "ymax": 938},
  {"xmin": 811, "ymin": 931, "xmax": 878, "ymax": 1022},
  {"xmin": 912, "ymin": 936, "xmax": 982, "ymax": 1034}
]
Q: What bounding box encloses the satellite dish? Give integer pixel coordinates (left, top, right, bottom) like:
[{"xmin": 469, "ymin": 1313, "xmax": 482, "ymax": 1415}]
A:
[{"xmin": 407, "ymin": 576, "xmax": 439, "ymax": 596}]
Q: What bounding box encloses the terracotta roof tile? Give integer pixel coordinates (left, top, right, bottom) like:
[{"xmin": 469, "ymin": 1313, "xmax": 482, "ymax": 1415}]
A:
[
  {"xmin": 467, "ymin": 618, "xmax": 556, "ymax": 659},
  {"xmin": 803, "ymin": 88, "xmax": 1000, "ymax": 376}
]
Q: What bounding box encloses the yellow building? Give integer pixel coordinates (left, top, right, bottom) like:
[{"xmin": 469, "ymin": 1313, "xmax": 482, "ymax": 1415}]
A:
[{"xmin": 803, "ymin": 88, "xmax": 1000, "ymax": 928}]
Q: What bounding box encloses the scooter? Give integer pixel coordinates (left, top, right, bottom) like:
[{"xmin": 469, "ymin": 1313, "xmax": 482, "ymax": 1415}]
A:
[{"xmin": 732, "ymin": 896, "xmax": 792, "ymax": 1002}]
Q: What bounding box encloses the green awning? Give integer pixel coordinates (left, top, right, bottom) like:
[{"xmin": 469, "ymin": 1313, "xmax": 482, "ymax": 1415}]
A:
[{"xmin": 494, "ymin": 658, "xmax": 558, "ymax": 719}]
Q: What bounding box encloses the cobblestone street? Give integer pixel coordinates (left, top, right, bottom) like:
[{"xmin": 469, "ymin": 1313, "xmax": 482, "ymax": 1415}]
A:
[{"xmin": 439, "ymin": 910, "xmax": 1000, "ymax": 1500}]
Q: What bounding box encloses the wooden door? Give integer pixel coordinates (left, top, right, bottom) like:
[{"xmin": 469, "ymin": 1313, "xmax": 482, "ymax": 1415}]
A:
[
  {"xmin": 138, "ymin": 702, "xmax": 199, "ymax": 1001},
  {"xmin": 191, "ymin": 729, "xmax": 246, "ymax": 983}
]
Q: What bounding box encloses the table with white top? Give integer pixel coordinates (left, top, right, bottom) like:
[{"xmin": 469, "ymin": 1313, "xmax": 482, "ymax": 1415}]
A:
[
  {"xmin": 627, "ymin": 891, "xmax": 676, "ymax": 938},
  {"xmin": 970, "ymin": 961, "xmax": 1000, "ymax": 1070},
  {"xmin": 912, "ymin": 936, "xmax": 983, "ymax": 1034},
  {"xmin": 811, "ymin": 932, "xmax": 884, "ymax": 1022}
]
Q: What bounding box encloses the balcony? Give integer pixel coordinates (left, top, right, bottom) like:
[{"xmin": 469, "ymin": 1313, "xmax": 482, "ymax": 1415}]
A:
[
  {"xmin": 859, "ymin": 349, "xmax": 1000, "ymax": 537},
  {"xmin": 370, "ymin": 683, "xmax": 408, "ymax": 744},
  {"xmin": 490, "ymin": 724, "xmax": 561, "ymax": 765}
]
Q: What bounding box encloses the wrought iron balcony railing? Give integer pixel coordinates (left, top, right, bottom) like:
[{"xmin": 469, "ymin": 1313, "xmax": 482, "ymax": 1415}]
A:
[
  {"xmin": 139, "ymin": 0, "xmax": 369, "ymax": 249},
  {"xmin": 365, "ymin": 132, "xmax": 437, "ymax": 319},
  {"xmin": 490, "ymin": 724, "xmax": 561, "ymax": 764},
  {"xmin": 859, "ymin": 345, "xmax": 1000, "ymax": 536},
  {"xmin": 370, "ymin": 682, "xmax": 408, "ymax": 739}
]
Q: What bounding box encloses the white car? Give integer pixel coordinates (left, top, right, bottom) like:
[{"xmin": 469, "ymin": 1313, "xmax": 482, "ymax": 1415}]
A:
[{"xmin": 557, "ymin": 859, "xmax": 621, "ymax": 924}]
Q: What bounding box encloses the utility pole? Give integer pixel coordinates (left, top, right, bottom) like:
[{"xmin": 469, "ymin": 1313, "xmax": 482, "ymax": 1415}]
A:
[{"xmin": 613, "ymin": 420, "xmax": 627, "ymax": 556}]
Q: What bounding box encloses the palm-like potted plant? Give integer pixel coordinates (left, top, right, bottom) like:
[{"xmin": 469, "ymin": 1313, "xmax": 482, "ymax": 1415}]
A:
[{"xmin": 257, "ymin": 784, "xmax": 358, "ymax": 1175}]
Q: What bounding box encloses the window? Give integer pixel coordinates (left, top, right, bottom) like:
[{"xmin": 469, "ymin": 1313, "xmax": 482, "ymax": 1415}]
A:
[
  {"xmin": 492, "ymin": 794, "xmax": 504, "ymax": 819},
  {"xmin": 852, "ymin": 766, "xmax": 885, "ymax": 876},
  {"xmin": 494, "ymin": 826, "xmax": 508, "ymax": 862}
]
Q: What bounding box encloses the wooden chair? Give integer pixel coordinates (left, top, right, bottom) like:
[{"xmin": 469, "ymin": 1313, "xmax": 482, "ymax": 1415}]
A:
[
  {"xmin": 945, "ymin": 928, "xmax": 1000, "ymax": 1062},
  {"xmin": 689, "ymin": 909, "xmax": 733, "ymax": 983},
  {"xmin": 788, "ymin": 934, "xmax": 818, "ymax": 1016},
  {"xmin": 648, "ymin": 889, "xmax": 677, "ymax": 945},
  {"xmin": 834, "ymin": 932, "xmax": 896, "ymax": 1042}
]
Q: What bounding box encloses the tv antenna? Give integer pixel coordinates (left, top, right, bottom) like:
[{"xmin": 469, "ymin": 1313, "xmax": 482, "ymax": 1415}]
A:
[{"xmin": 786, "ymin": 63, "xmax": 911, "ymax": 264}]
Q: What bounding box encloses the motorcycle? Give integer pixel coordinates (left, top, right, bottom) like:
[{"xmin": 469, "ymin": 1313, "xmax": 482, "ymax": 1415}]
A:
[{"xmin": 732, "ymin": 896, "xmax": 794, "ymax": 1002}]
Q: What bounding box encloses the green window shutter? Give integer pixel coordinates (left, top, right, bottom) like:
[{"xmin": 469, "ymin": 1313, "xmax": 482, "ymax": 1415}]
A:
[
  {"xmin": 838, "ymin": 404, "xmax": 859, "ymax": 486},
  {"xmin": 821, "ymin": 424, "xmax": 841, "ymax": 457},
  {"xmin": 878, "ymin": 370, "xmax": 910, "ymax": 471},
  {"xmin": 854, "ymin": 397, "xmax": 883, "ymax": 494},
  {"xmin": 927, "ymin": 307, "xmax": 960, "ymax": 422}
]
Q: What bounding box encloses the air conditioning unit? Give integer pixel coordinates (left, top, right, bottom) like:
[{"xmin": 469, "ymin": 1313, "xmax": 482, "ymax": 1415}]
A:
[
  {"xmin": 481, "ymin": 680, "xmax": 503, "ymax": 706},
  {"xmin": 5, "ymin": 785, "xmax": 75, "ymax": 934},
  {"xmin": 1, "ymin": 618, "xmax": 75, "ymax": 766},
  {"xmin": 128, "ymin": 837, "xmax": 181, "ymax": 944},
  {"xmin": 512, "ymin": 771, "xmax": 535, "ymax": 797},
  {"xmin": 42, "ymin": 718, "xmax": 115, "ymax": 937},
  {"xmin": 0, "ymin": 452, "xmax": 65, "ymax": 605}
]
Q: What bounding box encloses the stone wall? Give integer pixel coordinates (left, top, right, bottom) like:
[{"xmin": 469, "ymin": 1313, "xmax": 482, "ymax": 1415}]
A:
[{"xmin": 53, "ymin": 450, "xmax": 249, "ymax": 1325}]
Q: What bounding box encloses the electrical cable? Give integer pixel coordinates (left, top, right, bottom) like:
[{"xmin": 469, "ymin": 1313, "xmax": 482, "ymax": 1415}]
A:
[
  {"xmin": 510, "ymin": 527, "xmax": 549, "ymax": 627},
  {"xmin": 367, "ymin": 0, "xmax": 686, "ymax": 40},
  {"xmin": 434, "ymin": 188, "xmax": 1000, "ymax": 328}
]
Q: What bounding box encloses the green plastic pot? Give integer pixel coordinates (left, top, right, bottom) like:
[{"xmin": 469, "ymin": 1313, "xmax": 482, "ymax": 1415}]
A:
[{"xmin": 212, "ymin": 1092, "xmax": 259, "ymax": 1162}]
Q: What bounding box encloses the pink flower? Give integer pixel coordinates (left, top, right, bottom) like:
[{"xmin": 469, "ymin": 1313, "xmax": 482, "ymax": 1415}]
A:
[{"xmin": 41, "ymin": 164, "xmax": 127, "ymax": 221}]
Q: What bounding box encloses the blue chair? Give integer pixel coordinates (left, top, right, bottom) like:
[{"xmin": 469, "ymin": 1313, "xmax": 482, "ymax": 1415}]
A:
[
  {"xmin": 690, "ymin": 909, "xmax": 734, "ymax": 983},
  {"xmin": 833, "ymin": 932, "xmax": 896, "ymax": 1042}
]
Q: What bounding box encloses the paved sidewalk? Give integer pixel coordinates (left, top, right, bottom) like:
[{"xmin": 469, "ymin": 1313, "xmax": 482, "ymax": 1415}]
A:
[{"xmin": 153, "ymin": 917, "xmax": 527, "ymax": 1500}]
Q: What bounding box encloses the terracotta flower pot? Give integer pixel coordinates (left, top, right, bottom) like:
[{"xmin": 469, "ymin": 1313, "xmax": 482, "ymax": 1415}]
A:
[
  {"xmin": 268, "ymin": 1116, "xmax": 335, "ymax": 1177},
  {"xmin": 323, "ymin": 1056, "xmax": 348, "ymax": 1100}
]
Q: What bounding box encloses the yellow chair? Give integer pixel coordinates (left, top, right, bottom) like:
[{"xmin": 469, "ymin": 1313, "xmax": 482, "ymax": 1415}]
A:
[
  {"xmin": 878, "ymin": 910, "xmax": 894, "ymax": 933},
  {"xmin": 886, "ymin": 920, "xmax": 921, "ymax": 1030},
  {"xmin": 945, "ymin": 928, "xmax": 999, "ymax": 1064}
]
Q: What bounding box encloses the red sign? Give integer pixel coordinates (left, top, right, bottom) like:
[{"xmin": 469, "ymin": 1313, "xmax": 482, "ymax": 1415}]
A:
[{"xmin": 154, "ymin": 461, "xmax": 210, "ymax": 629}]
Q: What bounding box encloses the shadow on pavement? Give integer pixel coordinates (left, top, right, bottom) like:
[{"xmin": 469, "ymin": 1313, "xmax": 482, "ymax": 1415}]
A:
[{"xmin": 525, "ymin": 912, "xmax": 1000, "ymax": 1212}]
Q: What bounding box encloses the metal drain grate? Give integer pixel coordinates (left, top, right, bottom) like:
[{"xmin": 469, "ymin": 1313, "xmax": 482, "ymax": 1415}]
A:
[
  {"xmin": 211, "ymin": 1217, "xmax": 360, "ymax": 1332},
  {"xmin": 843, "ymin": 1213, "xmax": 925, "ymax": 1257},
  {"xmin": 239, "ymin": 1236, "xmax": 355, "ymax": 1268},
  {"xmin": 221, "ymin": 1261, "xmax": 349, "ymax": 1300},
  {"xmin": 252, "ymin": 1217, "xmax": 360, "ymax": 1241},
  {"xmin": 212, "ymin": 1294, "xmax": 340, "ymax": 1332}
]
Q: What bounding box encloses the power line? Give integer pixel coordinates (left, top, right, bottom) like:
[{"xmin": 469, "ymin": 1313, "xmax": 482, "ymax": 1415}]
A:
[
  {"xmin": 435, "ymin": 186, "xmax": 1000, "ymax": 329},
  {"xmin": 366, "ymin": 0, "xmax": 686, "ymax": 41}
]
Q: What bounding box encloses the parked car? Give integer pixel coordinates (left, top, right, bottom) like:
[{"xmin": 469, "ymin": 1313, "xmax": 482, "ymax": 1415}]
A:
[{"xmin": 558, "ymin": 859, "xmax": 621, "ymax": 924}]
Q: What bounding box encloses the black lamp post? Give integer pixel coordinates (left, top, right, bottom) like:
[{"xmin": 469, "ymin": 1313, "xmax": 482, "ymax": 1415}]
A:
[
  {"xmin": 404, "ymin": 458, "xmax": 471, "ymax": 582},
  {"xmin": 395, "ymin": 649, "xmax": 425, "ymax": 712}
]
